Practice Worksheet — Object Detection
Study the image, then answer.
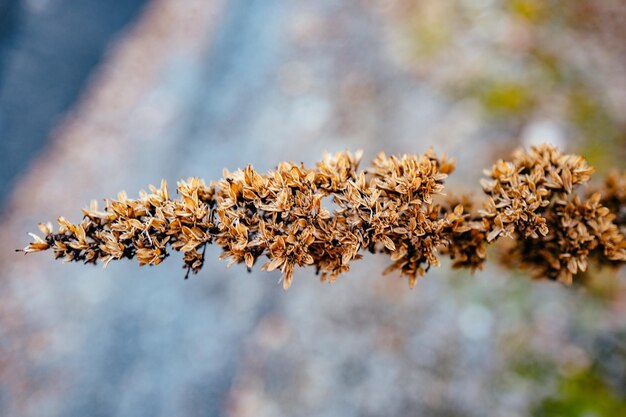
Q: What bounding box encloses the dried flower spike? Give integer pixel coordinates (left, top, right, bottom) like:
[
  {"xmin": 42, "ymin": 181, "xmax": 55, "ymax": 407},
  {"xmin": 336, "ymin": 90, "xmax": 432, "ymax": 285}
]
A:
[{"xmin": 20, "ymin": 146, "xmax": 626, "ymax": 289}]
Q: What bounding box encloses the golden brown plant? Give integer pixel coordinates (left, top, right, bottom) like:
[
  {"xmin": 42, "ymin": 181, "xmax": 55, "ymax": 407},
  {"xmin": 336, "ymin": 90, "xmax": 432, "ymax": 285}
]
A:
[
  {"xmin": 480, "ymin": 145, "xmax": 626, "ymax": 284},
  {"xmin": 595, "ymin": 170, "xmax": 626, "ymax": 233},
  {"xmin": 20, "ymin": 145, "xmax": 626, "ymax": 289}
]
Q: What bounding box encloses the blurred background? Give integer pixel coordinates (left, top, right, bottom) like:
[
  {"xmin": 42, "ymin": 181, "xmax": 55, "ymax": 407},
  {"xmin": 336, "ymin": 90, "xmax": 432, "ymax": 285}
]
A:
[{"xmin": 1, "ymin": 0, "xmax": 625, "ymax": 416}]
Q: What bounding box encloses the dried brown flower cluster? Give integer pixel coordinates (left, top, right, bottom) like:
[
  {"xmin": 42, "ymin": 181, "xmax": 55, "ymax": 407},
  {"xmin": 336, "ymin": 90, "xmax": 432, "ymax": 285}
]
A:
[
  {"xmin": 596, "ymin": 170, "xmax": 626, "ymax": 233},
  {"xmin": 480, "ymin": 146, "xmax": 626, "ymax": 284},
  {"xmin": 21, "ymin": 145, "xmax": 626, "ymax": 289}
]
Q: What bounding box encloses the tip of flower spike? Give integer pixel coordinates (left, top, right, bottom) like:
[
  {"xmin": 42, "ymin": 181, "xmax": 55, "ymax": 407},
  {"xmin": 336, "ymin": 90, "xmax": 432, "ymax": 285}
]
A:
[{"xmin": 21, "ymin": 232, "xmax": 51, "ymax": 253}]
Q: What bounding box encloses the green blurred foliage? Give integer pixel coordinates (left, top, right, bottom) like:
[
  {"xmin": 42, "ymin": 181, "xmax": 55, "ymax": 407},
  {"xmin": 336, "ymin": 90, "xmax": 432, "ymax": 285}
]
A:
[
  {"xmin": 534, "ymin": 367, "xmax": 626, "ymax": 417},
  {"xmin": 474, "ymin": 80, "xmax": 535, "ymax": 117},
  {"xmin": 395, "ymin": 0, "xmax": 626, "ymax": 166}
]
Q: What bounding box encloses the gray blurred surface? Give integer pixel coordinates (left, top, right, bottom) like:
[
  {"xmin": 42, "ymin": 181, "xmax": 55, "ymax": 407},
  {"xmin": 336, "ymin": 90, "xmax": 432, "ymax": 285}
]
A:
[{"xmin": 0, "ymin": 0, "xmax": 148, "ymax": 210}]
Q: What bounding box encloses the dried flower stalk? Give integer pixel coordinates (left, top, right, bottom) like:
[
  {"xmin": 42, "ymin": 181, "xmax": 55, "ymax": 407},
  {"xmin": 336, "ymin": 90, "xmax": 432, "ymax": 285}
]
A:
[
  {"xmin": 20, "ymin": 145, "xmax": 626, "ymax": 289},
  {"xmin": 481, "ymin": 146, "xmax": 626, "ymax": 284}
]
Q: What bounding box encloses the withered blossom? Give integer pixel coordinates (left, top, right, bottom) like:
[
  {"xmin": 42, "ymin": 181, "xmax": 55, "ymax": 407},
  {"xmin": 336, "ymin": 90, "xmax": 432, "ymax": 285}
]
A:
[
  {"xmin": 594, "ymin": 169, "xmax": 626, "ymax": 233},
  {"xmin": 480, "ymin": 144, "xmax": 595, "ymax": 242},
  {"xmin": 20, "ymin": 145, "xmax": 626, "ymax": 289},
  {"xmin": 482, "ymin": 144, "xmax": 626, "ymax": 284},
  {"xmin": 438, "ymin": 195, "xmax": 488, "ymax": 272}
]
